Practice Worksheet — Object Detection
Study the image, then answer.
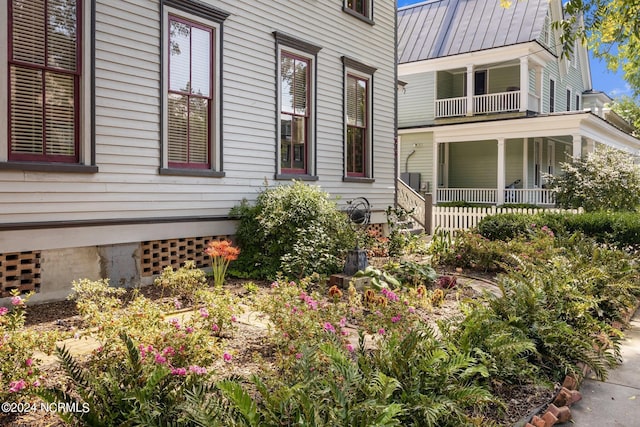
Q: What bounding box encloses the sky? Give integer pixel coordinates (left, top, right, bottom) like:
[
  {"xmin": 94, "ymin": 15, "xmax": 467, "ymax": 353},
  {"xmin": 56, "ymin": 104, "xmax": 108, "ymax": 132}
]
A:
[{"xmin": 396, "ymin": 0, "xmax": 633, "ymax": 100}]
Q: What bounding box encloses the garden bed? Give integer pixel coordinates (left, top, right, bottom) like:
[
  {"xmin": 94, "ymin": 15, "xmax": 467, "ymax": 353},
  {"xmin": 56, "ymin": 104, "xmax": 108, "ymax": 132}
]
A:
[{"xmin": 3, "ymin": 270, "xmax": 557, "ymax": 427}]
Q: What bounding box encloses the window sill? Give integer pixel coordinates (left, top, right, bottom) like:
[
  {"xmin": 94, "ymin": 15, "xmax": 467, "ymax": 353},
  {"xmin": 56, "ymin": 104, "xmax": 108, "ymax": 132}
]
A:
[
  {"xmin": 0, "ymin": 162, "xmax": 98, "ymax": 173},
  {"xmin": 275, "ymin": 174, "xmax": 319, "ymax": 181},
  {"xmin": 160, "ymin": 168, "xmax": 225, "ymax": 178},
  {"xmin": 342, "ymin": 7, "xmax": 374, "ymax": 25},
  {"xmin": 343, "ymin": 176, "xmax": 374, "ymax": 183}
]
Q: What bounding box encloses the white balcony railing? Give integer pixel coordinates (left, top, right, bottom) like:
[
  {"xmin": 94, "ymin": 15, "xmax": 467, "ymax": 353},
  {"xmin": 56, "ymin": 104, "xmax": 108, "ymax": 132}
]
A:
[
  {"xmin": 437, "ymin": 187, "xmax": 556, "ymax": 206},
  {"xmin": 474, "ymin": 91, "xmax": 520, "ymax": 114},
  {"xmin": 504, "ymin": 189, "xmax": 556, "ymax": 205},
  {"xmin": 435, "ymin": 97, "xmax": 467, "ymax": 118},
  {"xmin": 435, "ymin": 91, "xmax": 522, "ymax": 118},
  {"xmin": 437, "ymin": 188, "xmax": 497, "ymax": 204}
]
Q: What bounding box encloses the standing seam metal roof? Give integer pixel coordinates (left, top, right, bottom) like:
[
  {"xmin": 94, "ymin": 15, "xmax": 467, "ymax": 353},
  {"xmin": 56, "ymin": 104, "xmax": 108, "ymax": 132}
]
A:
[{"xmin": 398, "ymin": 0, "xmax": 550, "ymax": 64}]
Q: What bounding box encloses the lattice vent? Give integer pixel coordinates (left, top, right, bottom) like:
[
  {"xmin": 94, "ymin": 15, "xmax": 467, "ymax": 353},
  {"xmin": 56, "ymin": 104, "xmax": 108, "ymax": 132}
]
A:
[
  {"xmin": 0, "ymin": 251, "xmax": 41, "ymax": 297},
  {"xmin": 140, "ymin": 235, "xmax": 230, "ymax": 276}
]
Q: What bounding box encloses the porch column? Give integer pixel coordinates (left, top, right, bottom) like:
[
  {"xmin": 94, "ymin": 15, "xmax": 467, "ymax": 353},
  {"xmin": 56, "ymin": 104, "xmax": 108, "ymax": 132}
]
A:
[
  {"xmin": 535, "ymin": 66, "xmax": 544, "ymax": 113},
  {"xmin": 497, "ymin": 138, "xmax": 506, "ymax": 205},
  {"xmin": 522, "ymin": 138, "xmax": 528, "ymax": 188},
  {"xmin": 519, "ymin": 57, "xmax": 529, "ymax": 112},
  {"xmin": 466, "ymin": 64, "xmax": 474, "ymax": 116},
  {"xmin": 432, "ymin": 139, "xmax": 439, "ymax": 204},
  {"xmin": 572, "ymin": 134, "xmax": 582, "ymax": 159},
  {"xmin": 585, "ymin": 138, "xmax": 596, "ymax": 154}
]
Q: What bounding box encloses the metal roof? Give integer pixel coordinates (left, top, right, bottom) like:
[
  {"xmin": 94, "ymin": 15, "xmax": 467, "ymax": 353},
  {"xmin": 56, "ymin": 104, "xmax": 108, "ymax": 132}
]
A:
[{"xmin": 398, "ymin": 0, "xmax": 550, "ymax": 64}]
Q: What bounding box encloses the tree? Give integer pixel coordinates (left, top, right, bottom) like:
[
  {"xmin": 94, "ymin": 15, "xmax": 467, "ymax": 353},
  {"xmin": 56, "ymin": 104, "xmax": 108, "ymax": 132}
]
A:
[
  {"xmin": 546, "ymin": 145, "xmax": 640, "ymax": 212},
  {"xmin": 501, "ymin": 0, "xmax": 640, "ymax": 96},
  {"xmin": 562, "ymin": 0, "xmax": 640, "ymax": 96},
  {"xmin": 610, "ymin": 96, "xmax": 640, "ymax": 137}
]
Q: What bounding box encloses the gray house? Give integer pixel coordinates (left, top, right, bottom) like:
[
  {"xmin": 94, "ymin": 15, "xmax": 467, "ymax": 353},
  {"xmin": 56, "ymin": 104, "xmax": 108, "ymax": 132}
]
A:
[
  {"xmin": 0, "ymin": 0, "xmax": 397, "ymax": 301},
  {"xmin": 397, "ymin": 0, "xmax": 640, "ymax": 206}
]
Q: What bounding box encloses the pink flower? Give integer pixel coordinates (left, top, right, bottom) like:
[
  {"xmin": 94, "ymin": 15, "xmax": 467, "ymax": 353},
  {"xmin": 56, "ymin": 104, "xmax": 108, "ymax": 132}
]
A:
[
  {"xmin": 378, "ymin": 328, "xmax": 386, "ymax": 335},
  {"xmin": 9, "ymin": 379, "xmax": 26, "ymax": 393},
  {"xmin": 185, "ymin": 326, "xmax": 194, "ymax": 334},
  {"xmin": 11, "ymin": 296, "xmax": 23, "ymax": 306},
  {"xmin": 0, "ymin": 307, "xmax": 8, "ymax": 316},
  {"xmin": 162, "ymin": 347, "xmax": 175, "ymax": 357},
  {"xmin": 155, "ymin": 354, "xmax": 167, "ymax": 365},
  {"xmin": 223, "ymin": 352, "xmax": 232, "ymax": 362},
  {"xmin": 346, "ymin": 344, "xmax": 355, "ymax": 352},
  {"xmin": 270, "ymin": 281, "xmax": 279, "ymax": 288},
  {"xmin": 199, "ymin": 307, "xmax": 209, "ymax": 318},
  {"xmin": 295, "ymin": 353, "xmax": 303, "ymax": 359},
  {"xmin": 25, "ymin": 358, "xmax": 33, "ymax": 367},
  {"xmin": 189, "ymin": 365, "xmax": 208, "ymax": 375},
  {"xmin": 171, "ymin": 368, "xmax": 187, "ymax": 376},
  {"xmin": 391, "ymin": 315, "xmax": 402, "ymax": 323},
  {"xmin": 212, "ymin": 323, "xmax": 219, "ymax": 332},
  {"xmin": 408, "ymin": 307, "xmax": 416, "ymax": 314},
  {"xmin": 231, "ymin": 315, "xmax": 237, "ymax": 322},
  {"xmin": 32, "ymin": 380, "xmax": 41, "ymax": 387},
  {"xmin": 174, "ymin": 299, "xmax": 182, "ymax": 310},
  {"xmin": 324, "ymin": 322, "xmax": 336, "ymax": 333},
  {"xmin": 339, "ymin": 317, "xmax": 347, "ymax": 327},
  {"xmin": 169, "ymin": 318, "xmax": 181, "ymax": 330}
]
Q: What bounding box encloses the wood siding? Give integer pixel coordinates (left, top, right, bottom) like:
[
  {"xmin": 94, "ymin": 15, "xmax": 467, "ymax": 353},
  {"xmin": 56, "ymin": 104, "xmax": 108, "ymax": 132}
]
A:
[
  {"xmin": 0, "ymin": 0, "xmax": 396, "ymax": 251},
  {"xmin": 398, "ymin": 71, "xmax": 435, "ymax": 128},
  {"xmin": 399, "ymin": 132, "xmax": 434, "ymax": 192}
]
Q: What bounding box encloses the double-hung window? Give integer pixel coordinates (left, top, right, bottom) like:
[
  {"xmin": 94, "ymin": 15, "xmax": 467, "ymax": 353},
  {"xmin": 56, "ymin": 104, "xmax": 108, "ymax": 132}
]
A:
[
  {"xmin": 549, "ymin": 79, "xmax": 556, "ymax": 113},
  {"xmin": 7, "ymin": 0, "xmax": 81, "ymax": 163},
  {"xmin": 274, "ymin": 32, "xmax": 321, "ymax": 179},
  {"xmin": 343, "ymin": 57, "xmax": 375, "ymax": 180},
  {"xmin": 343, "ymin": 0, "xmax": 373, "ymax": 23},
  {"xmin": 161, "ymin": 0, "xmax": 227, "ymax": 176}
]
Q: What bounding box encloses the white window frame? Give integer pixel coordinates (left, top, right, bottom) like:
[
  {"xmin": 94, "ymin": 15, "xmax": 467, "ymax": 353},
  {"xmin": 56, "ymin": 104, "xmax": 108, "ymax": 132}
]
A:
[
  {"xmin": 343, "ymin": 57, "xmax": 375, "ymax": 180},
  {"xmin": 275, "ymin": 43, "xmax": 318, "ymax": 178},
  {"xmin": 0, "ymin": 0, "xmax": 92, "ymax": 166},
  {"xmin": 161, "ymin": 5, "xmax": 222, "ymax": 175}
]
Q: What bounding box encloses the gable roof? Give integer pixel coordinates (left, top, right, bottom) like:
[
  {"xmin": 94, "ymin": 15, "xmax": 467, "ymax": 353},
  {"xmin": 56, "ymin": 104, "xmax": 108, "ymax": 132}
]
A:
[{"xmin": 398, "ymin": 0, "xmax": 550, "ymax": 64}]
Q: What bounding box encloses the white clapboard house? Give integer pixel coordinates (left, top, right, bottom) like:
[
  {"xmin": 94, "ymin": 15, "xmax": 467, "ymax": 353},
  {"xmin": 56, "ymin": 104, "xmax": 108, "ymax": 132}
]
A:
[
  {"xmin": 0, "ymin": 0, "xmax": 397, "ymax": 301},
  {"xmin": 397, "ymin": 0, "xmax": 640, "ymax": 207}
]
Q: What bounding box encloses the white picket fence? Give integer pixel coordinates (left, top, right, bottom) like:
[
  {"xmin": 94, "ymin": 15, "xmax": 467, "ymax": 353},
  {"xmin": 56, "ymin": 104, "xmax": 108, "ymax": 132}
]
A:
[{"xmin": 432, "ymin": 206, "xmax": 581, "ymax": 232}]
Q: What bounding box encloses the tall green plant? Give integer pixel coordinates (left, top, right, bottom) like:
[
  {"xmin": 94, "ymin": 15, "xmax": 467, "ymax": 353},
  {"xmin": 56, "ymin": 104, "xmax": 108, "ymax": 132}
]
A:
[{"xmin": 230, "ymin": 181, "xmax": 356, "ymax": 278}]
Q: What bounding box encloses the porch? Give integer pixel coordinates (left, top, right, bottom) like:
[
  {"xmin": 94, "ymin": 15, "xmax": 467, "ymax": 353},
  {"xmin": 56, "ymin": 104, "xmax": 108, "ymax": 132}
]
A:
[
  {"xmin": 436, "ymin": 187, "xmax": 556, "ymax": 206},
  {"xmin": 434, "ymin": 57, "xmax": 545, "ymax": 119}
]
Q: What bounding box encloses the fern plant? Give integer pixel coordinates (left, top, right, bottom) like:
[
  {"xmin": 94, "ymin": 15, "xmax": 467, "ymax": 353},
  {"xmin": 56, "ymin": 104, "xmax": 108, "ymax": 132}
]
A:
[{"xmin": 38, "ymin": 332, "xmax": 213, "ymax": 426}]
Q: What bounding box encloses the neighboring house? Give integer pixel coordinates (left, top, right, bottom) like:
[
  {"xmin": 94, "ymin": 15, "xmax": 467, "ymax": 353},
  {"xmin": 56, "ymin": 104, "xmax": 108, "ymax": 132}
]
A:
[
  {"xmin": 0, "ymin": 0, "xmax": 396, "ymax": 301},
  {"xmin": 397, "ymin": 0, "xmax": 640, "ymax": 206}
]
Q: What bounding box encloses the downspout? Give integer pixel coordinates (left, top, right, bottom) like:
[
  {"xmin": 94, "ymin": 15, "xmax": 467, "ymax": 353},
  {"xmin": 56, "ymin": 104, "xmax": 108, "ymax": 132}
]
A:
[
  {"xmin": 405, "ymin": 149, "xmax": 416, "ymax": 173},
  {"xmin": 393, "ymin": 2, "xmax": 399, "ymax": 209}
]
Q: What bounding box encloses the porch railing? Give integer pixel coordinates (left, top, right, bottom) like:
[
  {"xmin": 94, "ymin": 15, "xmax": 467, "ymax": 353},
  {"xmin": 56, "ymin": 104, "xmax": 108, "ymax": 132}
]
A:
[
  {"xmin": 435, "ymin": 90, "xmax": 522, "ymax": 118},
  {"xmin": 397, "ymin": 178, "xmax": 429, "ymax": 230},
  {"xmin": 504, "ymin": 189, "xmax": 556, "ymax": 205},
  {"xmin": 437, "ymin": 188, "xmax": 555, "ymax": 206},
  {"xmin": 437, "ymin": 188, "xmax": 497, "ymax": 204},
  {"xmin": 435, "ymin": 97, "xmax": 467, "ymax": 118},
  {"xmin": 474, "ymin": 91, "xmax": 520, "ymax": 114}
]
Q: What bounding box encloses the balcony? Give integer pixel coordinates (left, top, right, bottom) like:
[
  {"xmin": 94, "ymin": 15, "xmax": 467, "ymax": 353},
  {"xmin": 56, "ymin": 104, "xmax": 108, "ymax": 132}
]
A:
[{"xmin": 435, "ymin": 90, "xmax": 521, "ymax": 119}]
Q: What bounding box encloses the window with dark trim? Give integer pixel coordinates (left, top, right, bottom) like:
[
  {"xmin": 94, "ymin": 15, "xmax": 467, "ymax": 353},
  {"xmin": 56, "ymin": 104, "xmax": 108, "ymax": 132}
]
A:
[
  {"xmin": 280, "ymin": 52, "xmax": 309, "ymax": 174},
  {"xmin": 273, "ymin": 32, "xmax": 321, "ymax": 180},
  {"xmin": 167, "ymin": 16, "xmax": 213, "ymax": 169},
  {"xmin": 549, "ymin": 79, "xmax": 555, "ymax": 113},
  {"xmin": 575, "ymin": 94, "xmax": 580, "ymax": 110},
  {"xmin": 8, "ymin": 0, "xmax": 80, "ymax": 163},
  {"xmin": 343, "ymin": 0, "xmax": 373, "ymax": 24},
  {"xmin": 566, "ymin": 88, "xmax": 571, "ymax": 112},
  {"xmin": 342, "ymin": 56, "xmax": 375, "ymax": 180},
  {"xmin": 346, "ymin": 74, "xmax": 368, "ymax": 177}
]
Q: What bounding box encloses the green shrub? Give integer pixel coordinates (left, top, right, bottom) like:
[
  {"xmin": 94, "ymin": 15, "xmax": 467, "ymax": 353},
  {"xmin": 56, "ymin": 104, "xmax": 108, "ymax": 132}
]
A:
[
  {"xmin": 154, "ymin": 261, "xmax": 208, "ymax": 302},
  {"xmin": 230, "ymin": 181, "xmax": 356, "ymax": 279},
  {"xmin": 547, "ymin": 145, "xmax": 640, "ymax": 212},
  {"xmin": 477, "ymin": 213, "xmax": 534, "ymax": 240}
]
